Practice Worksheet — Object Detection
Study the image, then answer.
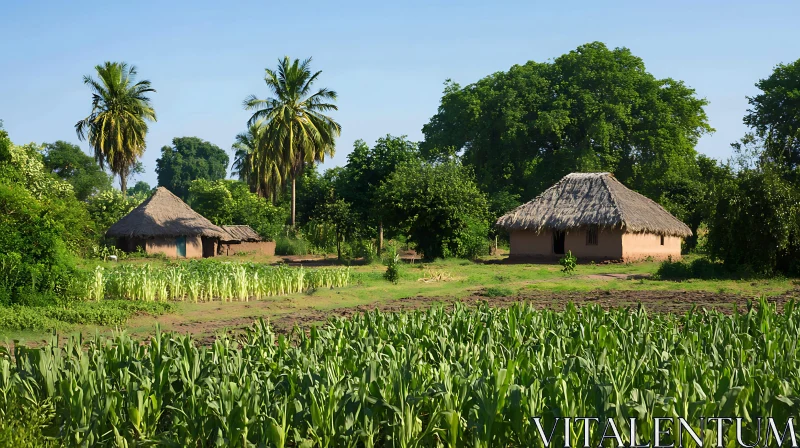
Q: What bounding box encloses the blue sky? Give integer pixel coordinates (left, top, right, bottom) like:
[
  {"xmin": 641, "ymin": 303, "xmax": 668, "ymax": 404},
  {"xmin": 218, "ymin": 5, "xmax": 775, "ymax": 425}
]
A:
[{"xmin": 2, "ymin": 0, "xmax": 799, "ymax": 187}]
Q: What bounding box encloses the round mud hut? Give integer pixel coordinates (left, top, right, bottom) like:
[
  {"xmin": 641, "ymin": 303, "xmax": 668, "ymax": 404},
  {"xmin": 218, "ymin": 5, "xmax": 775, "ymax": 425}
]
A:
[
  {"xmin": 106, "ymin": 187, "xmax": 229, "ymax": 258},
  {"xmin": 496, "ymin": 172, "xmax": 692, "ymax": 261}
]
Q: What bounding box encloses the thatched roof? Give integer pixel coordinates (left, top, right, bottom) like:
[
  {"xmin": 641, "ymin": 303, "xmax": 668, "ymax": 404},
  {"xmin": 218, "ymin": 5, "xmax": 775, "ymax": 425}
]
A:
[
  {"xmin": 106, "ymin": 187, "xmax": 229, "ymax": 239},
  {"xmin": 221, "ymin": 225, "xmax": 262, "ymax": 242},
  {"xmin": 496, "ymin": 173, "xmax": 692, "ymax": 237}
]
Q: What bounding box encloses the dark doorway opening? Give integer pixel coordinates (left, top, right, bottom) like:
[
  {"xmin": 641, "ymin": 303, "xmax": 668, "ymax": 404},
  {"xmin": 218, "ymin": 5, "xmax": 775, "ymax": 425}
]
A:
[
  {"xmin": 201, "ymin": 237, "xmax": 216, "ymax": 258},
  {"xmin": 553, "ymin": 231, "xmax": 565, "ymax": 255}
]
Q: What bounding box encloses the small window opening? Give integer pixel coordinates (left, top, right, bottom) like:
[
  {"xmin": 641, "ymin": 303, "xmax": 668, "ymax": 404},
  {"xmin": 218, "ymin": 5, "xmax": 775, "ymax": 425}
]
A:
[
  {"xmin": 586, "ymin": 226, "xmax": 599, "ymax": 246},
  {"xmin": 660, "ymin": 235, "xmax": 665, "ymax": 246}
]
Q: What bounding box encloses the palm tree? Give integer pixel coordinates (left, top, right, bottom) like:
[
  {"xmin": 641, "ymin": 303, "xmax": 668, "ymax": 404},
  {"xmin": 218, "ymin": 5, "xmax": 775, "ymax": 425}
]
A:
[
  {"xmin": 231, "ymin": 120, "xmax": 284, "ymax": 202},
  {"xmin": 75, "ymin": 62, "xmax": 156, "ymax": 194},
  {"xmin": 244, "ymin": 57, "xmax": 341, "ymax": 226}
]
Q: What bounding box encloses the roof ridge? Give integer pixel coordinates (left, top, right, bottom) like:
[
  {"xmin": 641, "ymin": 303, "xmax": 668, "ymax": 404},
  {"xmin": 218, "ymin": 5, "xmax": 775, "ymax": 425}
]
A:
[{"xmin": 600, "ymin": 174, "xmax": 626, "ymax": 230}]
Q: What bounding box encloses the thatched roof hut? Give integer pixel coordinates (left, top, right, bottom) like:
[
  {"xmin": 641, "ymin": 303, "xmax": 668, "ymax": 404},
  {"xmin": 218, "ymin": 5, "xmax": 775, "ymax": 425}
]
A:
[
  {"xmin": 496, "ymin": 173, "xmax": 691, "ymax": 261},
  {"xmin": 220, "ymin": 225, "xmax": 263, "ymax": 243},
  {"xmin": 106, "ymin": 187, "xmax": 228, "ymax": 239},
  {"xmin": 496, "ymin": 172, "xmax": 691, "ymax": 237}
]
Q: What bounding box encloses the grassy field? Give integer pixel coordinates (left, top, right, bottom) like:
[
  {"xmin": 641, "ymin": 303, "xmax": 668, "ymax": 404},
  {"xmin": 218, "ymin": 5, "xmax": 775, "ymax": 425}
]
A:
[{"xmin": 2, "ymin": 255, "xmax": 798, "ymax": 345}]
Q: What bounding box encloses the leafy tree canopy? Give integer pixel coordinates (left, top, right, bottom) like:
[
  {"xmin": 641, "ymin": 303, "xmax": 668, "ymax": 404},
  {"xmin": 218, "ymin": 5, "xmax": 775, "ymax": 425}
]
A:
[
  {"xmin": 743, "ymin": 58, "xmax": 800, "ymax": 180},
  {"xmin": 379, "ymin": 160, "xmax": 489, "ymax": 260},
  {"xmin": 421, "ymin": 42, "xmax": 713, "ymax": 205},
  {"xmin": 43, "ymin": 140, "xmax": 112, "ymax": 201},
  {"xmin": 127, "ymin": 181, "xmax": 152, "ymax": 197},
  {"xmin": 337, "ymin": 135, "xmax": 420, "ymax": 230},
  {"xmin": 156, "ymin": 137, "xmax": 229, "ymax": 199}
]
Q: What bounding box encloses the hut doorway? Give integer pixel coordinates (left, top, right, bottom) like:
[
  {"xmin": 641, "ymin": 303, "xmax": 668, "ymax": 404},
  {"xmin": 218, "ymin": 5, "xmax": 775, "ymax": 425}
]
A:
[
  {"xmin": 176, "ymin": 236, "xmax": 187, "ymax": 257},
  {"xmin": 553, "ymin": 231, "xmax": 565, "ymax": 255},
  {"xmin": 201, "ymin": 237, "xmax": 216, "ymax": 258}
]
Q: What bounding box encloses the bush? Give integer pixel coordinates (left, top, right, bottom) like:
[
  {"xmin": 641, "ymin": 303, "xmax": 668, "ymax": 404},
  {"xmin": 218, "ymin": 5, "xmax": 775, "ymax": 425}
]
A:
[
  {"xmin": 559, "ymin": 251, "xmax": 577, "ymax": 274},
  {"xmin": 483, "ymin": 286, "xmax": 513, "ymax": 297},
  {"xmin": 656, "ymin": 257, "xmax": 732, "ymax": 280},
  {"xmin": 275, "ymin": 236, "xmax": 310, "ymax": 256},
  {"xmin": 383, "ymin": 251, "xmax": 401, "ymax": 284},
  {"xmin": 378, "ymin": 160, "xmax": 489, "ymax": 260},
  {"xmin": 706, "ymin": 168, "xmax": 800, "ymax": 276}
]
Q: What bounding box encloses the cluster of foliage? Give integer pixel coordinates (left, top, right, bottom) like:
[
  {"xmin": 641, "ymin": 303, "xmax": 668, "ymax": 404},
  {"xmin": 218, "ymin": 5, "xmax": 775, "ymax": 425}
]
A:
[
  {"xmin": 240, "ymin": 57, "xmax": 341, "ymax": 227},
  {"xmin": 0, "ymin": 127, "xmax": 96, "ymax": 305},
  {"xmin": 0, "ymin": 300, "xmax": 175, "ymax": 331},
  {"xmin": 558, "ymin": 250, "xmax": 577, "ymax": 274},
  {"xmin": 421, "ymin": 42, "xmax": 713, "ymax": 218},
  {"xmin": 2, "ymin": 300, "xmax": 798, "ymax": 445},
  {"xmin": 188, "ymin": 179, "xmax": 288, "ymax": 241},
  {"xmin": 656, "ymin": 257, "xmax": 731, "ymax": 280},
  {"xmin": 84, "ymin": 261, "xmax": 351, "ymax": 302},
  {"xmin": 42, "ymin": 140, "xmax": 112, "ymax": 201},
  {"xmin": 75, "ymin": 62, "xmax": 156, "ymax": 193},
  {"xmin": 156, "ymin": 136, "xmax": 229, "ymax": 200},
  {"xmin": 703, "ymin": 58, "xmax": 800, "ymax": 276}
]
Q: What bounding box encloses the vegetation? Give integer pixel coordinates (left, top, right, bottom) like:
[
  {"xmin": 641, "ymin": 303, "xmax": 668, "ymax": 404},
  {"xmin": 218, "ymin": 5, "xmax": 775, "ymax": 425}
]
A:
[
  {"xmin": 244, "ymin": 57, "xmax": 342, "ymax": 226},
  {"xmin": 2, "ymin": 300, "xmax": 798, "ymax": 445},
  {"xmin": 0, "ymin": 300, "xmax": 174, "ymax": 331},
  {"xmin": 42, "ymin": 140, "xmax": 113, "ymax": 201},
  {"xmin": 74, "ymin": 62, "xmax": 156, "ymax": 193},
  {"xmin": 705, "ymin": 58, "xmax": 800, "ymax": 276},
  {"xmin": 85, "ymin": 261, "xmax": 351, "ymax": 302},
  {"xmin": 421, "ymin": 42, "xmax": 712, "ymax": 222},
  {"xmin": 558, "ymin": 250, "xmax": 577, "ymax": 274},
  {"xmin": 379, "ymin": 160, "xmax": 489, "ymax": 259},
  {"xmin": 155, "ymin": 136, "xmax": 229, "ymax": 200}
]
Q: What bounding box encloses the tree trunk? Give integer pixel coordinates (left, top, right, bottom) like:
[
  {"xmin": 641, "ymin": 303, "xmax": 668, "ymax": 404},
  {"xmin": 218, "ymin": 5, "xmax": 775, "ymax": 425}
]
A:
[
  {"xmin": 119, "ymin": 169, "xmax": 128, "ymax": 196},
  {"xmin": 377, "ymin": 220, "xmax": 384, "ymax": 257},
  {"xmin": 289, "ymin": 129, "xmax": 296, "ymax": 227},
  {"xmin": 291, "ymin": 177, "xmax": 296, "ymax": 227},
  {"xmin": 336, "ymin": 236, "xmax": 341, "ymax": 262}
]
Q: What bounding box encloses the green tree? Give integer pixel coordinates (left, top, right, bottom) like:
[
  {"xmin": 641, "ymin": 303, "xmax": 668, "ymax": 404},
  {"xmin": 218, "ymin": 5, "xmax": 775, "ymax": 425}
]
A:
[
  {"xmin": 42, "ymin": 140, "xmax": 112, "ymax": 200},
  {"xmin": 743, "ymin": 58, "xmax": 800, "ymax": 180},
  {"xmin": 706, "ymin": 167, "xmax": 800, "ymax": 275},
  {"xmin": 421, "ymin": 42, "xmax": 713, "ymax": 203},
  {"xmin": 226, "ymin": 181, "xmax": 287, "ymax": 241},
  {"xmin": 232, "ymin": 120, "xmax": 284, "ymax": 202},
  {"xmin": 86, "ymin": 189, "xmax": 146, "ymax": 233},
  {"xmin": 244, "ymin": 57, "xmax": 341, "ymax": 227},
  {"xmin": 127, "ymin": 180, "xmax": 152, "ymax": 197},
  {"xmin": 156, "ymin": 137, "xmax": 229, "ymax": 199},
  {"xmin": 338, "ymin": 135, "xmax": 420, "ymax": 254},
  {"xmin": 379, "ymin": 160, "xmax": 489, "ymax": 259},
  {"xmin": 75, "ymin": 62, "xmax": 156, "ymax": 194},
  {"xmin": 187, "ymin": 179, "xmax": 233, "ymax": 225},
  {"xmin": 317, "ymin": 198, "xmax": 355, "ymax": 261}
]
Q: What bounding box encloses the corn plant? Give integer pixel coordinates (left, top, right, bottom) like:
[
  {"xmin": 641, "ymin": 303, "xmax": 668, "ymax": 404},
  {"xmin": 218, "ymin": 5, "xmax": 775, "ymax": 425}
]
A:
[
  {"xmin": 85, "ymin": 260, "xmax": 350, "ymax": 302},
  {"xmin": 1, "ymin": 299, "xmax": 799, "ymax": 446}
]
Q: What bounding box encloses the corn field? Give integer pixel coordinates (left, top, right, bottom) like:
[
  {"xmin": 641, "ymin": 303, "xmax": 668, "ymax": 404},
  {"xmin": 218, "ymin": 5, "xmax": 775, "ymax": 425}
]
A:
[
  {"xmin": 85, "ymin": 261, "xmax": 351, "ymax": 302},
  {"xmin": 1, "ymin": 300, "xmax": 799, "ymax": 447}
]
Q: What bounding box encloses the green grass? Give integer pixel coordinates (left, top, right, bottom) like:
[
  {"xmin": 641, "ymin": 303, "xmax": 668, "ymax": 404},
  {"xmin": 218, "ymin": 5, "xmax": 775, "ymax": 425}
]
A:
[{"xmin": 0, "ymin": 300, "xmax": 175, "ymax": 332}]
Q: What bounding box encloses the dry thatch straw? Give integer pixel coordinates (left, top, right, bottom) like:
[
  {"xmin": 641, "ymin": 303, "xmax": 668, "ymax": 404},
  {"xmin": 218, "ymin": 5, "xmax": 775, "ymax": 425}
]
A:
[
  {"xmin": 495, "ymin": 172, "xmax": 692, "ymax": 237},
  {"xmin": 106, "ymin": 187, "xmax": 229, "ymax": 239},
  {"xmin": 221, "ymin": 225, "xmax": 263, "ymax": 242}
]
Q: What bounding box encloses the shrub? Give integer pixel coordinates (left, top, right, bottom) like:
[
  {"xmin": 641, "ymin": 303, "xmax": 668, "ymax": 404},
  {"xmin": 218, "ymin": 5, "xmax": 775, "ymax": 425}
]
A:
[
  {"xmin": 383, "ymin": 251, "xmax": 401, "ymax": 284},
  {"xmin": 483, "ymin": 286, "xmax": 513, "ymax": 297},
  {"xmin": 275, "ymin": 236, "xmax": 310, "ymax": 256},
  {"xmin": 656, "ymin": 257, "xmax": 732, "ymax": 280},
  {"xmin": 559, "ymin": 250, "xmax": 577, "ymax": 274}
]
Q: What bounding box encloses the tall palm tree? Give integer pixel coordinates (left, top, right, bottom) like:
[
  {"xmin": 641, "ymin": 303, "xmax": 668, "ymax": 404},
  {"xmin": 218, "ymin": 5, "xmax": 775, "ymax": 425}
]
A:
[
  {"xmin": 75, "ymin": 62, "xmax": 156, "ymax": 194},
  {"xmin": 244, "ymin": 56, "xmax": 341, "ymax": 226},
  {"xmin": 231, "ymin": 119, "xmax": 284, "ymax": 202}
]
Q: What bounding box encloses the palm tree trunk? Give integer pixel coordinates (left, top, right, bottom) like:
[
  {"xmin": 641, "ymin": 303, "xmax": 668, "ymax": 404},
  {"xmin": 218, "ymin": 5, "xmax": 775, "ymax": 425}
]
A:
[
  {"xmin": 289, "ymin": 128, "xmax": 296, "ymax": 227},
  {"xmin": 119, "ymin": 168, "xmax": 128, "ymax": 196},
  {"xmin": 291, "ymin": 177, "xmax": 296, "ymax": 227}
]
